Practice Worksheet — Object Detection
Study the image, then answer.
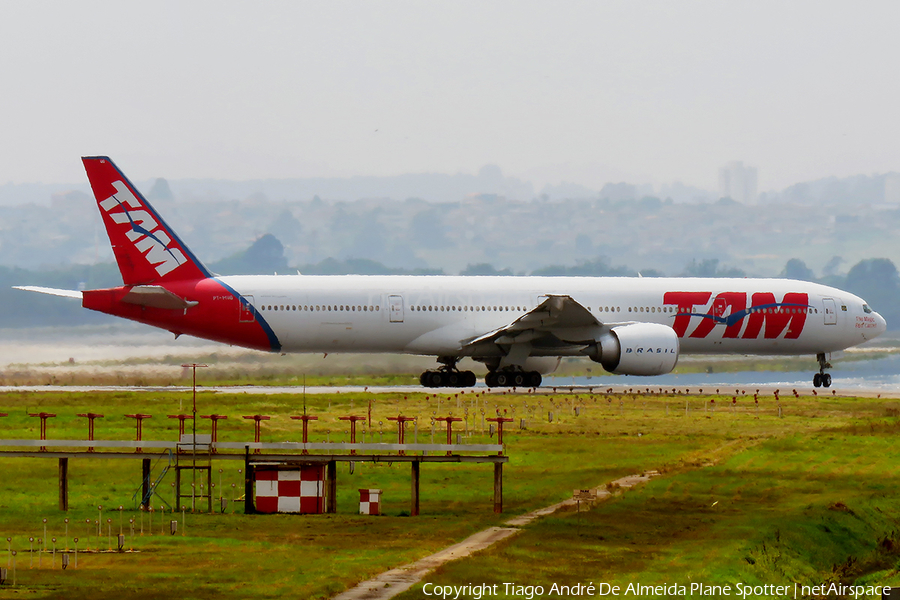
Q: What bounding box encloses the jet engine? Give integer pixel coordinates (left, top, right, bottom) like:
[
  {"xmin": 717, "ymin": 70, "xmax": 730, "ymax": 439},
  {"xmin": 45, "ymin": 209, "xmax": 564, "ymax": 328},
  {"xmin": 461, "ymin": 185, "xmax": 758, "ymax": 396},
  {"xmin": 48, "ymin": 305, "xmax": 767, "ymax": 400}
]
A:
[{"xmin": 583, "ymin": 323, "xmax": 679, "ymax": 376}]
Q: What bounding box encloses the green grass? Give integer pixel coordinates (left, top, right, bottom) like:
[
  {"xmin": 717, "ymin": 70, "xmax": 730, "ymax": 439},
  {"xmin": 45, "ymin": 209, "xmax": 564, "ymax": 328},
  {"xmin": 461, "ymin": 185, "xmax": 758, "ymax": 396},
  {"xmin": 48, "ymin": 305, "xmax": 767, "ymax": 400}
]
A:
[
  {"xmin": 396, "ymin": 425, "xmax": 900, "ymax": 599},
  {"xmin": 0, "ymin": 389, "xmax": 899, "ymax": 598}
]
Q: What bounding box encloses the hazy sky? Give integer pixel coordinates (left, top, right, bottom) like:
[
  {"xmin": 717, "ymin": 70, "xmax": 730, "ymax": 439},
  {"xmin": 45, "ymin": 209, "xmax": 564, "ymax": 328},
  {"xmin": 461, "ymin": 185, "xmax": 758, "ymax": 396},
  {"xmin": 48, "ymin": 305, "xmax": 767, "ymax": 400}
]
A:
[{"xmin": 2, "ymin": 1, "xmax": 898, "ymax": 192}]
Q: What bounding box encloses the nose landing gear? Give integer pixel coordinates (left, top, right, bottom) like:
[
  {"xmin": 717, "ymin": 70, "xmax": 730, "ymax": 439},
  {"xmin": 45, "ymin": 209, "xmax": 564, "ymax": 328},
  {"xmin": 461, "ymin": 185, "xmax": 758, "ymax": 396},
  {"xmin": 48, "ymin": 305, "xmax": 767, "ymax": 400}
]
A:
[{"xmin": 813, "ymin": 352, "xmax": 832, "ymax": 388}]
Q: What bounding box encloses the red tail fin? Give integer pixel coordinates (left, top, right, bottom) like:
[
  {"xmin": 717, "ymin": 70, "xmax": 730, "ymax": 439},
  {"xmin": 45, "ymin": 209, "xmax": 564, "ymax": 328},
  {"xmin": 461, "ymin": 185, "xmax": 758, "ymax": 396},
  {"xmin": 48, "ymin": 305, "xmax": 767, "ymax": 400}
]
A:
[{"xmin": 82, "ymin": 156, "xmax": 210, "ymax": 285}]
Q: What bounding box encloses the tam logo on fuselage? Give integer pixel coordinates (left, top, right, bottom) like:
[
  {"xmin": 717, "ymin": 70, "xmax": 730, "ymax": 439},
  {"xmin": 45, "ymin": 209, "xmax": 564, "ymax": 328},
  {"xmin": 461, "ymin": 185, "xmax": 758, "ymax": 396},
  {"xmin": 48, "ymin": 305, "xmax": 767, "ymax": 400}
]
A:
[
  {"xmin": 99, "ymin": 180, "xmax": 187, "ymax": 277},
  {"xmin": 663, "ymin": 291, "xmax": 810, "ymax": 340}
]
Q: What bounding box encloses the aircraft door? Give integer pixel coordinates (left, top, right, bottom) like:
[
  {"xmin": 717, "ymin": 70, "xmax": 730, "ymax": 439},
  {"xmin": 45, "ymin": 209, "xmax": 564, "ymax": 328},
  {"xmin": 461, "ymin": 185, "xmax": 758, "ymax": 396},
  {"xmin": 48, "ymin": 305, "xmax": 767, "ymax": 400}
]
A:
[
  {"xmin": 711, "ymin": 297, "xmax": 727, "ymax": 318},
  {"xmin": 823, "ymin": 298, "xmax": 837, "ymax": 325},
  {"xmin": 388, "ymin": 295, "xmax": 404, "ymax": 323},
  {"xmin": 239, "ymin": 295, "xmax": 256, "ymax": 323}
]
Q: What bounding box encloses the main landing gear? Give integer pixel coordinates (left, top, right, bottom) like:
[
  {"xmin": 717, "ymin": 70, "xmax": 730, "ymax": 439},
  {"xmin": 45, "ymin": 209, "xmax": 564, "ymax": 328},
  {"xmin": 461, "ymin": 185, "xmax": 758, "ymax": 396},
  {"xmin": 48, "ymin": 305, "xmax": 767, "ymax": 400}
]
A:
[
  {"xmin": 813, "ymin": 352, "xmax": 832, "ymax": 388},
  {"xmin": 420, "ymin": 369, "xmax": 477, "ymax": 388},
  {"xmin": 420, "ymin": 356, "xmax": 476, "ymax": 388},
  {"xmin": 484, "ymin": 370, "xmax": 542, "ymax": 388},
  {"xmin": 418, "ymin": 358, "xmax": 544, "ymax": 388}
]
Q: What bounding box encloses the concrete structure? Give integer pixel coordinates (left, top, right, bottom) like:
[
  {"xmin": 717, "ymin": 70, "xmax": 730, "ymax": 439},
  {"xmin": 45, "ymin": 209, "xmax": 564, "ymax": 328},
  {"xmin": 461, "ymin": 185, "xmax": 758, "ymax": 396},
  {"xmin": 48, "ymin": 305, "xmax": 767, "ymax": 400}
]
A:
[{"xmin": 718, "ymin": 161, "xmax": 758, "ymax": 205}]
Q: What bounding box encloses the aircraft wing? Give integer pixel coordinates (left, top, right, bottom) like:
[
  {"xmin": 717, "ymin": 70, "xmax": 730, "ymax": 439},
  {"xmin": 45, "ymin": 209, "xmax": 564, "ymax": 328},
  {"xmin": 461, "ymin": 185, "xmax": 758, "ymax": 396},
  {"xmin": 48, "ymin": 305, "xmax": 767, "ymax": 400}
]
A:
[
  {"xmin": 13, "ymin": 286, "xmax": 82, "ymax": 299},
  {"xmin": 461, "ymin": 294, "xmax": 605, "ymax": 360}
]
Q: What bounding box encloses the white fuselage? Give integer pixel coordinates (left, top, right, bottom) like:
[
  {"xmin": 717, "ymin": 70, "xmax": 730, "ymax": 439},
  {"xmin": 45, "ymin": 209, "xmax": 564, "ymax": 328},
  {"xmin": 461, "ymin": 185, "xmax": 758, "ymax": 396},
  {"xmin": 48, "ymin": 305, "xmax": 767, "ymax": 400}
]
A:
[{"xmin": 219, "ymin": 275, "xmax": 885, "ymax": 358}]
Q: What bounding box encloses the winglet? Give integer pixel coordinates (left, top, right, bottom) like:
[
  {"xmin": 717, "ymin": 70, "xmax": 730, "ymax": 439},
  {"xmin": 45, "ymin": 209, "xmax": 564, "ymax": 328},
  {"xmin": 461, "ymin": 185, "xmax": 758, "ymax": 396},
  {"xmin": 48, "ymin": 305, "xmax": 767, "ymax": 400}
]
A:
[{"xmin": 82, "ymin": 156, "xmax": 210, "ymax": 286}]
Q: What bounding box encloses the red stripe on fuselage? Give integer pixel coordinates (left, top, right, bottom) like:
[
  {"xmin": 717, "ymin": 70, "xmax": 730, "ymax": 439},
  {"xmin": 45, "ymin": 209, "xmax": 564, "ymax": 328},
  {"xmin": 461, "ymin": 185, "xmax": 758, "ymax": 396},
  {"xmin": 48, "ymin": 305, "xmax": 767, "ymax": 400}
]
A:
[{"xmin": 82, "ymin": 278, "xmax": 275, "ymax": 351}]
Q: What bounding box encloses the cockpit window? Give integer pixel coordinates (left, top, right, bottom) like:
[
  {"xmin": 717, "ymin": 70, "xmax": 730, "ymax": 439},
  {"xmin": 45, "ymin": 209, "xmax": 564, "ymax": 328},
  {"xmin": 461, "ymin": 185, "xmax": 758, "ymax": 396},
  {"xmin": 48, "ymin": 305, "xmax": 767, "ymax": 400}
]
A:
[{"xmin": 863, "ymin": 304, "xmax": 873, "ymax": 314}]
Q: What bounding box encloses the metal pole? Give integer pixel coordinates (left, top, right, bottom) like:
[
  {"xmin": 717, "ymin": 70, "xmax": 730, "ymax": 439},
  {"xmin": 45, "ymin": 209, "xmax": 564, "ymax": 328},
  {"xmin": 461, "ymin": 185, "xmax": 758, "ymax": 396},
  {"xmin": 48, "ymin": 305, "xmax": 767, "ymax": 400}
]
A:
[
  {"xmin": 141, "ymin": 459, "xmax": 151, "ymax": 508},
  {"xmin": 411, "ymin": 461, "xmax": 420, "ymax": 516},
  {"xmin": 192, "ymin": 366, "xmax": 196, "ymax": 507},
  {"xmin": 58, "ymin": 458, "xmax": 69, "ymax": 511},
  {"xmin": 326, "ymin": 461, "xmax": 337, "ymax": 514},
  {"xmin": 181, "ymin": 364, "xmax": 207, "ymax": 512},
  {"xmin": 493, "ymin": 462, "xmax": 503, "ymax": 514},
  {"xmin": 243, "ymin": 446, "xmax": 253, "ymax": 515}
]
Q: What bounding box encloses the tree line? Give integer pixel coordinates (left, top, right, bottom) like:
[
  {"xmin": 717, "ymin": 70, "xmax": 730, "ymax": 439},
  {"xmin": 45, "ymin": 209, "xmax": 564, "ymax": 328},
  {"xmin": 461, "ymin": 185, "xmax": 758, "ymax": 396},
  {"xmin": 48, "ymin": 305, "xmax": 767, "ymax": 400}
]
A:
[{"xmin": 3, "ymin": 234, "xmax": 896, "ymax": 330}]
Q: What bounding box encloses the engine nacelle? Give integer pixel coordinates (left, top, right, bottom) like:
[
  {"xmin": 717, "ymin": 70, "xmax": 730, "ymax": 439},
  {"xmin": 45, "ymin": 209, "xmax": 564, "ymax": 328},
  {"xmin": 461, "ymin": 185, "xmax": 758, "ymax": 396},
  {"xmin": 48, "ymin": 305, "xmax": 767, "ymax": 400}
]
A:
[{"xmin": 583, "ymin": 323, "xmax": 679, "ymax": 376}]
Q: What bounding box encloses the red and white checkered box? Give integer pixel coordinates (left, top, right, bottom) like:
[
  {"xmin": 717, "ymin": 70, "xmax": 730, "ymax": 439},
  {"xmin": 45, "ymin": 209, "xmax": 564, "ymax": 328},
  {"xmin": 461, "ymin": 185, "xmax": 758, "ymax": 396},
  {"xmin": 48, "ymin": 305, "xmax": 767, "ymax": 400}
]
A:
[
  {"xmin": 358, "ymin": 488, "xmax": 382, "ymax": 515},
  {"xmin": 255, "ymin": 466, "xmax": 325, "ymax": 514}
]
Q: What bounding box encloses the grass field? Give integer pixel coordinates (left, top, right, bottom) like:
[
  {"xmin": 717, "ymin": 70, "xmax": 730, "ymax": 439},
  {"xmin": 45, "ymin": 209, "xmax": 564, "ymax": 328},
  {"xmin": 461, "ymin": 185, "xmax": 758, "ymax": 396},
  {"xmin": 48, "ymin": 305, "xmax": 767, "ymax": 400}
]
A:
[{"xmin": 0, "ymin": 386, "xmax": 899, "ymax": 599}]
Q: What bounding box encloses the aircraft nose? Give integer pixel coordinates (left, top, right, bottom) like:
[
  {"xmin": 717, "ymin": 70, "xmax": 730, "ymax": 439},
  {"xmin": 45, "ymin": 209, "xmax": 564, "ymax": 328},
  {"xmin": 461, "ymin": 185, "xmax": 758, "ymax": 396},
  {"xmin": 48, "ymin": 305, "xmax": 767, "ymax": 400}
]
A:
[{"xmin": 876, "ymin": 311, "xmax": 888, "ymax": 336}]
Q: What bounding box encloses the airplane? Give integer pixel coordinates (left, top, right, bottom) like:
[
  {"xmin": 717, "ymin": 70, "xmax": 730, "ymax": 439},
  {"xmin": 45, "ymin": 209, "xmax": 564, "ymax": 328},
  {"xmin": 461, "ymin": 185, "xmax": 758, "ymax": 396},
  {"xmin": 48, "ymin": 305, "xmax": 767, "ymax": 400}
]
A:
[{"xmin": 15, "ymin": 157, "xmax": 887, "ymax": 389}]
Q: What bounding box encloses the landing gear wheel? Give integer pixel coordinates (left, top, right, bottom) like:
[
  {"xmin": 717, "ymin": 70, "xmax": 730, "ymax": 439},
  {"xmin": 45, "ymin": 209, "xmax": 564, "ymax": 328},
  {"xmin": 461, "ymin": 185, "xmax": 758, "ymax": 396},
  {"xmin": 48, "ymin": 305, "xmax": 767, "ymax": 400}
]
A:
[
  {"xmin": 423, "ymin": 357, "xmax": 477, "ymax": 388},
  {"xmin": 426, "ymin": 371, "xmax": 444, "ymax": 388},
  {"xmin": 485, "ymin": 372, "xmax": 497, "ymax": 387},
  {"xmin": 421, "ymin": 370, "xmax": 477, "ymax": 388},
  {"xmin": 484, "ymin": 370, "xmax": 537, "ymax": 388},
  {"xmin": 814, "ymin": 352, "xmax": 833, "ymax": 390}
]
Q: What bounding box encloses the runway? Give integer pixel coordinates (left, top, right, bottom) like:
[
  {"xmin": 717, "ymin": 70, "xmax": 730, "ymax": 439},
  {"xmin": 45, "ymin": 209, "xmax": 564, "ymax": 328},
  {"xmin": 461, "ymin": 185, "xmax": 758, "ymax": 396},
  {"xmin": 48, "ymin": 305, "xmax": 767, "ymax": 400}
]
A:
[{"xmin": 0, "ymin": 382, "xmax": 893, "ymax": 398}]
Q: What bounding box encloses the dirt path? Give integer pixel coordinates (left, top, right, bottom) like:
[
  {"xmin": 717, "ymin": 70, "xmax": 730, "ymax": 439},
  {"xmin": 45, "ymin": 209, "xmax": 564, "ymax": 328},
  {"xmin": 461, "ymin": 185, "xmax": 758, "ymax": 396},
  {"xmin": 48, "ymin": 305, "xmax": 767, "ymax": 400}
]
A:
[{"xmin": 330, "ymin": 470, "xmax": 660, "ymax": 600}]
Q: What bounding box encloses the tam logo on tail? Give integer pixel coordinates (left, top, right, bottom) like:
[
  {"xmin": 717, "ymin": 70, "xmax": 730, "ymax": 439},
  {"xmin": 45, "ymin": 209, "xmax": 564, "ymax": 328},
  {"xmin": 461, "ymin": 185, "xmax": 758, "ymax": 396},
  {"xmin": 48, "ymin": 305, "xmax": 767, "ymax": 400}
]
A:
[
  {"xmin": 99, "ymin": 180, "xmax": 188, "ymax": 277},
  {"xmin": 83, "ymin": 156, "xmax": 210, "ymax": 285}
]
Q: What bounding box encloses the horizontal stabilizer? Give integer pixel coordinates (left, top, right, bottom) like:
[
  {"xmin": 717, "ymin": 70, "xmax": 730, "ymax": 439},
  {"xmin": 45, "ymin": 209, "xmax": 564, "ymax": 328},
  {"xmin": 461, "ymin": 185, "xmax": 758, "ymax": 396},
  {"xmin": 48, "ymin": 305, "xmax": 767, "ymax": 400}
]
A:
[
  {"xmin": 121, "ymin": 285, "xmax": 199, "ymax": 310},
  {"xmin": 13, "ymin": 286, "xmax": 82, "ymax": 299}
]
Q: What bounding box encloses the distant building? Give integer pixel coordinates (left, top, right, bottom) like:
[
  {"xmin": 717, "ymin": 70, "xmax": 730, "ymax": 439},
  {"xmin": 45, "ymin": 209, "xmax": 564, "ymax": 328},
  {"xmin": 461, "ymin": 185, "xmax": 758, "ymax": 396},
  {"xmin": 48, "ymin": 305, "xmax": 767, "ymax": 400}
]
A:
[
  {"xmin": 884, "ymin": 173, "xmax": 900, "ymax": 204},
  {"xmin": 718, "ymin": 161, "xmax": 758, "ymax": 205}
]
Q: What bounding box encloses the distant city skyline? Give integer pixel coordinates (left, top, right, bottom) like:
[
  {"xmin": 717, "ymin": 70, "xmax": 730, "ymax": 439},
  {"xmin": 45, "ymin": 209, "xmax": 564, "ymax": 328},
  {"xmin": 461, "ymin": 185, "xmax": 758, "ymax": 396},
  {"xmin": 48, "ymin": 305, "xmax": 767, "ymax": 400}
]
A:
[{"xmin": 6, "ymin": 159, "xmax": 900, "ymax": 208}]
